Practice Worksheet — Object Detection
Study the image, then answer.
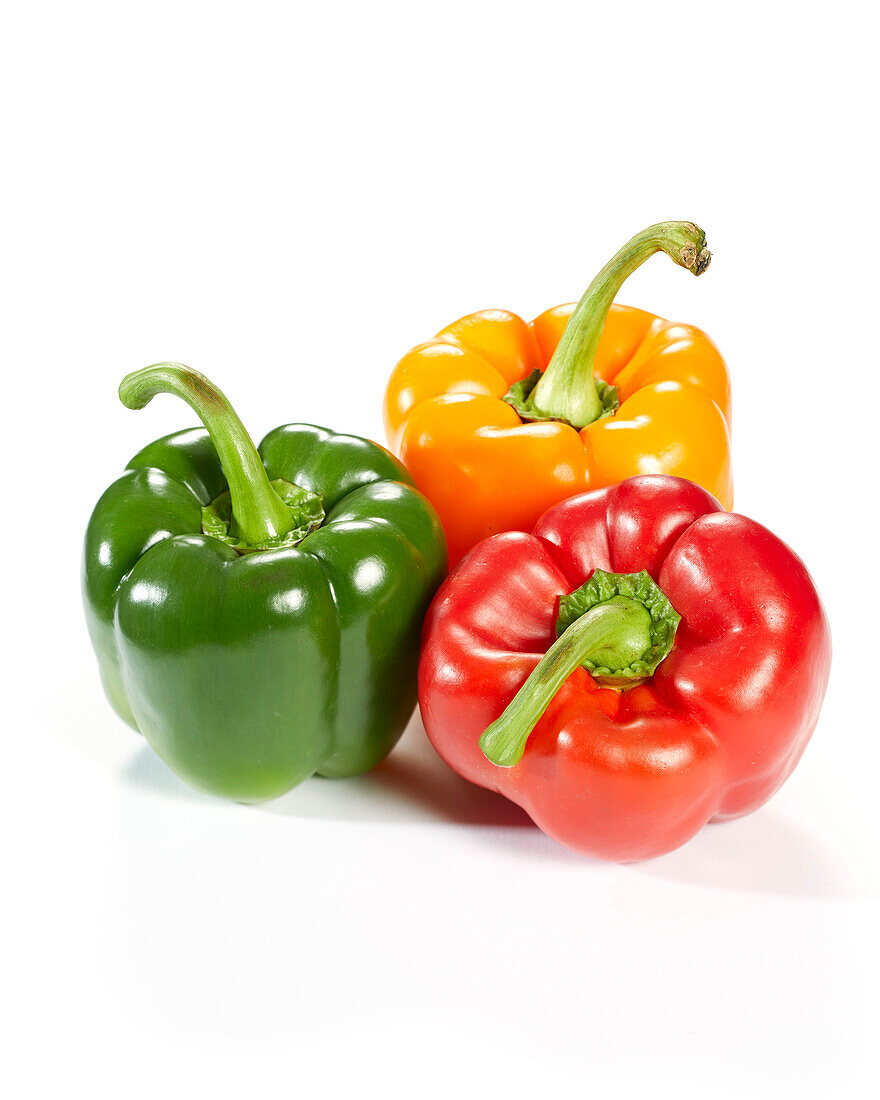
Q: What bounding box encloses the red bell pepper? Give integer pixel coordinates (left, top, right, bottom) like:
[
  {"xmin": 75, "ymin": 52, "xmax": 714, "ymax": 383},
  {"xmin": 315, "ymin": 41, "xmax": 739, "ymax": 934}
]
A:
[{"xmin": 418, "ymin": 476, "xmax": 831, "ymax": 861}]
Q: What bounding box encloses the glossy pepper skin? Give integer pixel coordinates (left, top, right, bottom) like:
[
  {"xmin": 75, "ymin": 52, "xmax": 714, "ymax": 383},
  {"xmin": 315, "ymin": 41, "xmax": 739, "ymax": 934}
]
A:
[
  {"xmin": 84, "ymin": 364, "xmax": 446, "ymax": 802},
  {"xmin": 418, "ymin": 476, "xmax": 830, "ymax": 861},
  {"xmin": 384, "ymin": 221, "xmax": 731, "ymax": 568}
]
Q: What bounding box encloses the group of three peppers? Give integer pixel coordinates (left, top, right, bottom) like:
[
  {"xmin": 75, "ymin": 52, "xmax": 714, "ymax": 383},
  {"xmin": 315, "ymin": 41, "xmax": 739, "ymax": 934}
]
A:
[{"xmin": 83, "ymin": 221, "xmax": 831, "ymax": 861}]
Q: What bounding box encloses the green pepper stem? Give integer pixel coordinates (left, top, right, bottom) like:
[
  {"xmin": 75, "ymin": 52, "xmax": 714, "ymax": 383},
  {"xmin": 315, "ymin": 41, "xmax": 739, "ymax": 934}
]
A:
[
  {"xmin": 119, "ymin": 363, "xmax": 295, "ymax": 547},
  {"xmin": 479, "ymin": 597, "xmax": 653, "ymax": 768},
  {"xmin": 530, "ymin": 221, "xmax": 711, "ymax": 428}
]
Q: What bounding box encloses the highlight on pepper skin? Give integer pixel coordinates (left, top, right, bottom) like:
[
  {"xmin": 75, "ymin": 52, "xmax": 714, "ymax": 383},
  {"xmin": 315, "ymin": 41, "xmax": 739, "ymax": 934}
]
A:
[
  {"xmin": 417, "ymin": 475, "xmax": 831, "ymax": 863},
  {"xmin": 383, "ymin": 221, "xmax": 732, "ymax": 568}
]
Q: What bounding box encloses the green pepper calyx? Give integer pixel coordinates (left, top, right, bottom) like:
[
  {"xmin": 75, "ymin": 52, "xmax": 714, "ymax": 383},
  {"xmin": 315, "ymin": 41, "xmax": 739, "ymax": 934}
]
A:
[
  {"xmin": 119, "ymin": 363, "xmax": 299, "ymax": 551},
  {"xmin": 479, "ymin": 569, "xmax": 681, "ymax": 768},
  {"xmin": 504, "ymin": 221, "xmax": 711, "ymax": 430},
  {"xmin": 201, "ymin": 479, "xmax": 324, "ymax": 553}
]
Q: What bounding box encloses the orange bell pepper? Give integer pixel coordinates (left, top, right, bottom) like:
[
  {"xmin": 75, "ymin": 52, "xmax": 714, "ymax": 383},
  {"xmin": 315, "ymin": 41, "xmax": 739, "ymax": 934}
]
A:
[{"xmin": 383, "ymin": 221, "xmax": 732, "ymax": 567}]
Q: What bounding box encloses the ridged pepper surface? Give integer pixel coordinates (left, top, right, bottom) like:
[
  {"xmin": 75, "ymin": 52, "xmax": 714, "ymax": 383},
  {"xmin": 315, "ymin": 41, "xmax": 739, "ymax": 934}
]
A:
[
  {"xmin": 418, "ymin": 475, "xmax": 830, "ymax": 861},
  {"xmin": 385, "ymin": 221, "xmax": 731, "ymax": 567},
  {"xmin": 84, "ymin": 364, "xmax": 446, "ymax": 801}
]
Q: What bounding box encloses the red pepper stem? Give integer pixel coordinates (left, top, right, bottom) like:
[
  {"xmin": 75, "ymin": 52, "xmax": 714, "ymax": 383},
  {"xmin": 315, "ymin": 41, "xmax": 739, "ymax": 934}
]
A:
[
  {"xmin": 479, "ymin": 596, "xmax": 653, "ymax": 768},
  {"xmin": 119, "ymin": 363, "xmax": 295, "ymax": 548},
  {"xmin": 530, "ymin": 221, "xmax": 711, "ymax": 428}
]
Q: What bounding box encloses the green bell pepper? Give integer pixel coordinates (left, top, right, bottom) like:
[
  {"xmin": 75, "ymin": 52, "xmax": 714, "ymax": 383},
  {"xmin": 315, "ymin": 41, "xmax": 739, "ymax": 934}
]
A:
[{"xmin": 83, "ymin": 363, "xmax": 447, "ymax": 802}]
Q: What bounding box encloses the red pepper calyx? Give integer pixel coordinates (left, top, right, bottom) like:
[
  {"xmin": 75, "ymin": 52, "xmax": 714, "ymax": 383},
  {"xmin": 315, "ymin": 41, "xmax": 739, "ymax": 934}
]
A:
[
  {"xmin": 479, "ymin": 570, "xmax": 681, "ymax": 768},
  {"xmin": 556, "ymin": 569, "xmax": 681, "ymax": 687}
]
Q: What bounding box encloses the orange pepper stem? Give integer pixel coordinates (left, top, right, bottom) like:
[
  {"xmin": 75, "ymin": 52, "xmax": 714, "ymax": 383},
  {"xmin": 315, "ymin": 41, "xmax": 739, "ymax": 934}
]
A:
[{"xmin": 530, "ymin": 221, "xmax": 712, "ymax": 428}]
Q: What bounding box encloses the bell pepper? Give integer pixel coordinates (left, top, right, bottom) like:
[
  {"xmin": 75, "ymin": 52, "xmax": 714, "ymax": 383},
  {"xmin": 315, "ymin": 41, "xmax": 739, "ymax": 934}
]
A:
[
  {"xmin": 83, "ymin": 363, "xmax": 446, "ymax": 802},
  {"xmin": 418, "ymin": 475, "xmax": 830, "ymax": 861},
  {"xmin": 384, "ymin": 221, "xmax": 731, "ymax": 567}
]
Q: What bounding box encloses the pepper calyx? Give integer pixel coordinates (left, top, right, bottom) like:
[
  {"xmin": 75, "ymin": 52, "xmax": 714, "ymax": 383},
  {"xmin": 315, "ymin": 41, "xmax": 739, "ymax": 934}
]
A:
[
  {"xmin": 503, "ymin": 369, "xmax": 619, "ymax": 427},
  {"xmin": 556, "ymin": 569, "xmax": 681, "ymax": 688},
  {"xmin": 202, "ymin": 480, "xmax": 324, "ymax": 553},
  {"xmin": 479, "ymin": 568, "xmax": 681, "ymax": 768}
]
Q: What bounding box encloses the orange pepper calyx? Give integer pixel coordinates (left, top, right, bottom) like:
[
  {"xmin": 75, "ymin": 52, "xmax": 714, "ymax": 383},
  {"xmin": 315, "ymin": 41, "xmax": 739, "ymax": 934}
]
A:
[{"xmin": 503, "ymin": 367, "xmax": 619, "ymax": 428}]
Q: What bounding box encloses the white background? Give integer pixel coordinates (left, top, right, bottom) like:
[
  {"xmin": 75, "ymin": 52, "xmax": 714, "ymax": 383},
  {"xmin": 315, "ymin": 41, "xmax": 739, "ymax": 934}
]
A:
[{"xmin": 2, "ymin": 2, "xmax": 877, "ymax": 1096}]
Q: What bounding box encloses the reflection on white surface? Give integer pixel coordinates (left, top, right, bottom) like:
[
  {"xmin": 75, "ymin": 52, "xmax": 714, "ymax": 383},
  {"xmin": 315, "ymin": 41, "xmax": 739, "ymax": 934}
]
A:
[{"xmin": 120, "ymin": 709, "xmax": 859, "ymax": 901}]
